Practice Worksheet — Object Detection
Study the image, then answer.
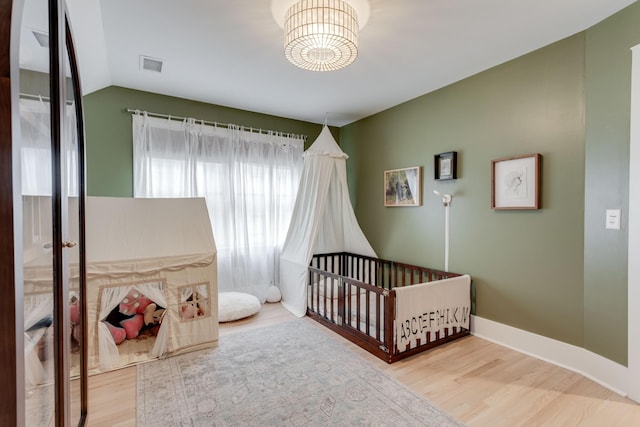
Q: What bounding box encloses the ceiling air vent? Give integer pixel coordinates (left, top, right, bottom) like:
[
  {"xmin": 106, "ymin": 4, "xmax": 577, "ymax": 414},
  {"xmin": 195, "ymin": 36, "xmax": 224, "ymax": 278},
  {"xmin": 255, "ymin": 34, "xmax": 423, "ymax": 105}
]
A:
[
  {"xmin": 32, "ymin": 30, "xmax": 49, "ymax": 48},
  {"xmin": 140, "ymin": 56, "xmax": 163, "ymax": 73}
]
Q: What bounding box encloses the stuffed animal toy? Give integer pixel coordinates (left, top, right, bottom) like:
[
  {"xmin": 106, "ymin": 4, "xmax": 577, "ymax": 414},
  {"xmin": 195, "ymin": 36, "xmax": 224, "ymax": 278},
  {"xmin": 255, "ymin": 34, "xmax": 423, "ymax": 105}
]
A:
[
  {"xmin": 143, "ymin": 303, "xmax": 157, "ymax": 325},
  {"xmin": 69, "ymin": 297, "xmax": 80, "ymax": 324},
  {"xmin": 119, "ymin": 290, "xmax": 152, "ymax": 316},
  {"xmin": 105, "ymin": 321, "xmax": 126, "ymax": 345},
  {"xmin": 135, "ymin": 296, "xmax": 153, "ymax": 315},
  {"xmin": 180, "ymin": 302, "xmax": 202, "ymax": 320},
  {"xmin": 143, "ymin": 303, "xmax": 166, "ymax": 326},
  {"xmin": 180, "ymin": 291, "xmax": 206, "ymax": 320},
  {"xmin": 152, "ymin": 308, "xmax": 165, "ymax": 324},
  {"xmin": 120, "ymin": 314, "xmax": 144, "ymax": 339},
  {"xmin": 69, "ymin": 296, "xmax": 80, "ymax": 344},
  {"xmin": 118, "ymin": 290, "xmax": 141, "ymax": 315}
]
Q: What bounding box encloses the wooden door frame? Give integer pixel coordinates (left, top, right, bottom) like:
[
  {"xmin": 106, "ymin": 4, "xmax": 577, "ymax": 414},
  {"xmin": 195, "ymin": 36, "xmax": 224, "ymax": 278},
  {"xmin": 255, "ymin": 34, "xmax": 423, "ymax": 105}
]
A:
[
  {"xmin": 0, "ymin": 0, "xmax": 25, "ymax": 425},
  {"xmin": 65, "ymin": 14, "xmax": 89, "ymax": 425}
]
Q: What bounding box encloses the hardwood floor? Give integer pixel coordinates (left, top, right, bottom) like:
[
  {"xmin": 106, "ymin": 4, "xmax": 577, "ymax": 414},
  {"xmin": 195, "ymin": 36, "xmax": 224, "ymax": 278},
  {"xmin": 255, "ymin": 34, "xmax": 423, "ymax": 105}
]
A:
[{"xmin": 84, "ymin": 303, "xmax": 640, "ymax": 426}]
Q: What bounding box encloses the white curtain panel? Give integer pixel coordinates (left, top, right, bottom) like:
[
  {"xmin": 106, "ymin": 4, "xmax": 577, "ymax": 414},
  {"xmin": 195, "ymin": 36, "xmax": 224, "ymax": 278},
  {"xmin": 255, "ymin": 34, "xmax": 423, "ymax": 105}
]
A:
[
  {"xmin": 97, "ymin": 285, "xmax": 132, "ymax": 370},
  {"xmin": 133, "ymin": 113, "xmax": 304, "ymax": 301},
  {"xmin": 134, "ymin": 281, "xmax": 168, "ymax": 358},
  {"xmin": 19, "ymin": 98, "xmax": 78, "ymax": 196}
]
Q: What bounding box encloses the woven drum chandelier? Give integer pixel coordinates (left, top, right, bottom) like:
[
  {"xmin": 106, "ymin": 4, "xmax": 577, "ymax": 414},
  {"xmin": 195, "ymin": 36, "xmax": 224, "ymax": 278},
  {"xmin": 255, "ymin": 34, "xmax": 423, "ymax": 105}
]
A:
[{"xmin": 284, "ymin": 0, "xmax": 360, "ymax": 72}]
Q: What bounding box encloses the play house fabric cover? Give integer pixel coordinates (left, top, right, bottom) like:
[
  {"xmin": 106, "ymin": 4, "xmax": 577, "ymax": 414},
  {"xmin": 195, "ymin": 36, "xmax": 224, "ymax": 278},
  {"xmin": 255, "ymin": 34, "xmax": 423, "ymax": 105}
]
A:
[
  {"xmin": 86, "ymin": 197, "xmax": 218, "ymax": 372},
  {"xmin": 279, "ymin": 126, "xmax": 376, "ymax": 317}
]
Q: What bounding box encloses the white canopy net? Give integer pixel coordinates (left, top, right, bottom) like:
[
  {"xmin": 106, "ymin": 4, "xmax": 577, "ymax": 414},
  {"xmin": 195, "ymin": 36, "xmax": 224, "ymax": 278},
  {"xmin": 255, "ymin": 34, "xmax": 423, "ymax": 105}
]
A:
[{"xmin": 279, "ymin": 126, "xmax": 376, "ymax": 316}]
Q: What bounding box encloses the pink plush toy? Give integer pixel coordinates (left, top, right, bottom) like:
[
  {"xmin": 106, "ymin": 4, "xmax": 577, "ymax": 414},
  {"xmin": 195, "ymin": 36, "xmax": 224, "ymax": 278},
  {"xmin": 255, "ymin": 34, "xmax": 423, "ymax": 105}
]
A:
[
  {"xmin": 135, "ymin": 296, "xmax": 153, "ymax": 315},
  {"xmin": 105, "ymin": 321, "xmax": 126, "ymax": 345},
  {"xmin": 180, "ymin": 302, "xmax": 197, "ymax": 320},
  {"xmin": 119, "ymin": 290, "xmax": 141, "ymax": 315},
  {"xmin": 69, "ymin": 298, "xmax": 81, "ymax": 344},
  {"xmin": 120, "ymin": 314, "xmax": 144, "ymax": 340},
  {"xmin": 69, "ymin": 298, "xmax": 80, "ymax": 324}
]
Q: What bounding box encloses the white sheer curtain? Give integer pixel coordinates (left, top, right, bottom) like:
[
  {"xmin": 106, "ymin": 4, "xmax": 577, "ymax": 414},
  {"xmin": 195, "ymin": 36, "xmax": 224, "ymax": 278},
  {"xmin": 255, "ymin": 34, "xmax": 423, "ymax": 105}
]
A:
[
  {"xmin": 97, "ymin": 285, "xmax": 132, "ymax": 370},
  {"xmin": 133, "ymin": 113, "xmax": 304, "ymax": 301},
  {"xmin": 135, "ymin": 282, "xmax": 169, "ymax": 358},
  {"xmin": 19, "ymin": 97, "xmax": 78, "ymax": 196}
]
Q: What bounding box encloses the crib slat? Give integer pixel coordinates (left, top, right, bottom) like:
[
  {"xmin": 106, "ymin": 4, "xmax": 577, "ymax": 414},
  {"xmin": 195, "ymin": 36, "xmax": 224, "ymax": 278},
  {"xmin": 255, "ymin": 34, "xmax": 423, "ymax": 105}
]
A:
[
  {"xmin": 355, "ymin": 285, "xmax": 361, "ymax": 331},
  {"xmin": 375, "ymin": 292, "xmax": 381, "ymax": 341},
  {"xmin": 345, "ymin": 283, "xmax": 351, "ymax": 325},
  {"xmin": 336, "ymin": 279, "xmax": 341, "ymax": 323},
  {"xmin": 365, "ymin": 289, "xmax": 370, "ymax": 336},
  {"xmin": 315, "ymin": 272, "xmax": 320, "ymax": 318},
  {"xmin": 322, "ymin": 276, "xmax": 327, "ymax": 320}
]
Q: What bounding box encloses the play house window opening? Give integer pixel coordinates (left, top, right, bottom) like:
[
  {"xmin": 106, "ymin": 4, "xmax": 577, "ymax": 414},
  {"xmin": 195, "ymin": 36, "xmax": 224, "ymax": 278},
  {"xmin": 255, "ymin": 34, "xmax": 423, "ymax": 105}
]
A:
[
  {"xmin": 96, "ymin": 280, "xmax": 169, "ymax": 370},
  {"xmin": 179, "ymin": 283, "xmax": 210, "ymax": 321},
  {"xmin": 102, "ymin": 285, "xmax": 166, "ymax": 345}
]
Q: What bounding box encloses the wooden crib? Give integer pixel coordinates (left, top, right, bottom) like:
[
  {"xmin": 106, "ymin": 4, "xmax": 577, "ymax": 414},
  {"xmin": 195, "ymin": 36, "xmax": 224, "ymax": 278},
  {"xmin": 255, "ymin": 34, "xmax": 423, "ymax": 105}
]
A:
[{"xmin": 307, "ymin": 252, "xmax": 471, "ymax": 363}]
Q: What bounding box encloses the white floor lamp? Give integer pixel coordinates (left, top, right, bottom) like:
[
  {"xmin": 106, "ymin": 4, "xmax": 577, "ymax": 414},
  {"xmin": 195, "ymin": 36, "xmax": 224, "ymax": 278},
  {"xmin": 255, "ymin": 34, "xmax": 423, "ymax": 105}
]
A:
[{"xmin": 433, "ymin": 190, "xmax": 453, "ymax": 272}]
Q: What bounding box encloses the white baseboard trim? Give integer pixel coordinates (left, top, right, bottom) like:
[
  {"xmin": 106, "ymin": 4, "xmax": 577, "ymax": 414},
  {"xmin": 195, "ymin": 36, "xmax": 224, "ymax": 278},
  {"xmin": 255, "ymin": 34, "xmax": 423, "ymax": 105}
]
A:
[{"xmin": 470, "ymin": 315, "xmax": 629, "ymax": 397}]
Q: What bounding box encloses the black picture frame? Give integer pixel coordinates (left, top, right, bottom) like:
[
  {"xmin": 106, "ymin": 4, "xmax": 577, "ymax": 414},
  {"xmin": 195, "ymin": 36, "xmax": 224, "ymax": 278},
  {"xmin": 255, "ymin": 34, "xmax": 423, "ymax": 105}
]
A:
[{"xmin": 434, "ymin": 151, "xmax": 457, "ymax": 180}]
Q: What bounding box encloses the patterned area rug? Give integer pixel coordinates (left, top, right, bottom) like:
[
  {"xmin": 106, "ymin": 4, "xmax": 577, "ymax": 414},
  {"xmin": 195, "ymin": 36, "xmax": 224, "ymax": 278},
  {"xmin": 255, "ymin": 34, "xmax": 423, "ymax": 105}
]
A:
[{"xmin": 137, "ymin": 319, "xmax": 464, "ymax": 426}]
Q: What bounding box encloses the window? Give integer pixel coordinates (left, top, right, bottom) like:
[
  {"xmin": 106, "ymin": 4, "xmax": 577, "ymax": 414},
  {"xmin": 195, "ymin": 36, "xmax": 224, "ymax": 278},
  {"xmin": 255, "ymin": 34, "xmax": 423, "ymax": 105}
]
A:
[
  {"xmin": 133, "ymin": 113, "xmax": 304, "ymax": 299},
  {"xmin": 20, "ymin": 98, "xmax": 78, "ymax": 196}
]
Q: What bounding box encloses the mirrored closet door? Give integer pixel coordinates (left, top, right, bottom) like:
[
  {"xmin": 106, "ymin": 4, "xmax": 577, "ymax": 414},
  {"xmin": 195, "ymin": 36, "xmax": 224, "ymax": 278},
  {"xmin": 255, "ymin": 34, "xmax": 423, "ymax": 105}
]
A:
[
  {"xmin": 1, "ymin": 0, "xmax": 88, "ymax": 425},
  {"xmin": 20, "ymin": 0, "xmax": 57, "ymax": 424}
]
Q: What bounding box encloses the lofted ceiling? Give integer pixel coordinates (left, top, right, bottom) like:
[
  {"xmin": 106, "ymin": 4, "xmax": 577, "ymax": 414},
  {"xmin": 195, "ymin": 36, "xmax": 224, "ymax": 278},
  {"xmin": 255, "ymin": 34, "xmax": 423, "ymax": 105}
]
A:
[{"xmin": 58, "ymin": 0, "xmax": 635, "ymax": 127}]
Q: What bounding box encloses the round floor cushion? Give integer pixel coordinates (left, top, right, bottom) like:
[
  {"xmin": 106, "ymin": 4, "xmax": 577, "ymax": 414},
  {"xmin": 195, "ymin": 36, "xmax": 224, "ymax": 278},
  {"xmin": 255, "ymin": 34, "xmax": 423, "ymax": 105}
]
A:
[{"xmin": 218, "ymin": 292, "xmax": 261, "ymax": 322}]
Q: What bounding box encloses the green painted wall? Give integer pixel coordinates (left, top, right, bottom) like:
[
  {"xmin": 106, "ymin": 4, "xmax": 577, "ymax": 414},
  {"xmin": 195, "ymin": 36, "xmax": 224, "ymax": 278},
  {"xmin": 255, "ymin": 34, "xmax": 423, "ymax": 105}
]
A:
[
  {"xmin": 342, "ymin": 35, "xmax": 587, "ymax": 351},
  {"xmin": 342, "ymin": 2, "xmax": 640, "ymax": 365},
  {"xmin": 583, "ymin": 2, "xmax": 640, "ymax": 364},
  {"xmin": 19, "ymin": 69, "xmax": 50, "ymax": 96},
  {"xmin": 83, "ymin": 86, "xmax": 328, "ymax": 196}
]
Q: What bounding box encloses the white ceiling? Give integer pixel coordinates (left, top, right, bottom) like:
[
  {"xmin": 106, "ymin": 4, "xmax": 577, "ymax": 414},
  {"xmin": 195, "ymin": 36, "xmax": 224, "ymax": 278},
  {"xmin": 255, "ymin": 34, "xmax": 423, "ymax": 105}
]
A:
[{"xmin": 61, "ymin": 0, "xmax": 636, "ymax": 127}]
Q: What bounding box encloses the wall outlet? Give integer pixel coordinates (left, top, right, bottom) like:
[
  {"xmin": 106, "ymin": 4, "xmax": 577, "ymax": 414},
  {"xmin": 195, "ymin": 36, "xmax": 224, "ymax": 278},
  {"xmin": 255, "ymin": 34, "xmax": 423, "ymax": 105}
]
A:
[{"xmin": 606, "ymin": 209, "xmax": 621, "ymax": 230}]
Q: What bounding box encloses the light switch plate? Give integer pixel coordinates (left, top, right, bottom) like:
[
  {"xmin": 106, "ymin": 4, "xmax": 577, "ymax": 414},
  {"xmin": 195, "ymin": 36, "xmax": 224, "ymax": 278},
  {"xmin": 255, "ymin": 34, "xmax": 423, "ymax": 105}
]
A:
[{"xmin": 606, "ymin": 209, "xmax": 621, "ymax": 230}]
